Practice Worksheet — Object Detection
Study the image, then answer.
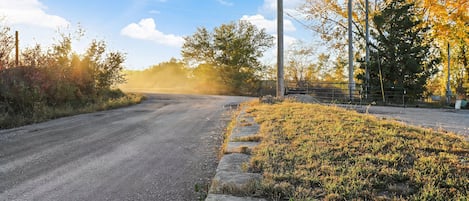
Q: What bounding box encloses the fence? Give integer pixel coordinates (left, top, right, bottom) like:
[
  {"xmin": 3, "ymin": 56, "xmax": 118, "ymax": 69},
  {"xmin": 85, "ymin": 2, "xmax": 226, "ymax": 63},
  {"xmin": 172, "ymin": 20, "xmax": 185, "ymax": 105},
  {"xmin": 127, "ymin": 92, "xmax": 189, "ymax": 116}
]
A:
[
  {"xmin": 283, "ymin": 81, "xmax": 412, "ymax": 105},
  {"xmin": 258, "ymin": 80, "xmax": 458, "ymax": 107},
  {"xmin": 285, "ymin": 82, "xmax": 359, "ymax": 102}
]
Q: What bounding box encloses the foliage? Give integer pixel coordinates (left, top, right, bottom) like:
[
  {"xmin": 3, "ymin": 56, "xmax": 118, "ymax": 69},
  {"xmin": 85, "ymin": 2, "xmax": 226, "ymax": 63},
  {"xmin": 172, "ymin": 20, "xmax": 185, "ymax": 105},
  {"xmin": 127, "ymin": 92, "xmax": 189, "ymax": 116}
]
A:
[
  {"xmin": 121, "ymin": 60, "xmax": 232, "ymax": 95},
  {"xmin": 300, "ymin": 0, "xmax": 375, "ymax": 52},
  {"xmin": 191, "ymin": 63, "xmax": 227, "ymax": 94},
  {"xmin": 300, "ymin": 0, "xmax": 468, "ymax": 99},
  {"xmin": 0, "ymin": 23, "xmax": 14, "ymax": 69},
  {"xmin": 421, "ymin": 0, "xmax": 469, "ymax": 97},
  {"xmin": 0, "ymin": 24, "xmax": 131, "ymax": 128},
  {"xmin": 285, "ymin": 41, "xmax": 316, "ymax": 85},
  {"xmin": 121, "ymin": 58, "xmax": 194, "ymax": 92},
  {"xmin": 181, "ymin": 21, "xmax": 274, "ymax": 95},
  {"xmin": 0, "ymin": 66, "xmax": 45, "ymax": 115},
  {"xmin": 84, "ymin": 40, "xmax": 126, "ymax": 91},
  {"xmin": 247, "ymin": 101, "xmax": 469, "ymax": 200},
  {"xmin": 357, "ymin": 0, "xmax": 439, "ymax": 101}
]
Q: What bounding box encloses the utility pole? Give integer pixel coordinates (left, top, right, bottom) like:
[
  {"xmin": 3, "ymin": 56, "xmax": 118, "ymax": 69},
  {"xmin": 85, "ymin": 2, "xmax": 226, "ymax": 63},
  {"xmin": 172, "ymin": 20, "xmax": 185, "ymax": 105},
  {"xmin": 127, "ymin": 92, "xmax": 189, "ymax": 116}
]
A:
[
  {"xmin": 446, "ymin": 43, "xmax": 451, "ymax": 104},
  {"xmin": 15, "ymin": 31, "xmax": 19, "ymax": 66},
  {"xmin": 365, "ymin": 0, "xmax": 370, "ymax": 100},
  {"xmin": 348, "ymin": 0, "xmax": 354, "ymax": 101},
  {"xmin": 277, "ymin": 0, "xmax": 285, "ymax": 97}
]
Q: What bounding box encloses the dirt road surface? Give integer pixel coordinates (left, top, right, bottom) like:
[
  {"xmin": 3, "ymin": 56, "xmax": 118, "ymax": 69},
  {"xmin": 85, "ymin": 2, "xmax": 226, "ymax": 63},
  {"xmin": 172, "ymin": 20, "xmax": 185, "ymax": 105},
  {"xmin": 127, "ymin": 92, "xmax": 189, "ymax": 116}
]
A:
[{"xmin": 0, "ymin": 94, "xmax": 252, "ymax": 201}]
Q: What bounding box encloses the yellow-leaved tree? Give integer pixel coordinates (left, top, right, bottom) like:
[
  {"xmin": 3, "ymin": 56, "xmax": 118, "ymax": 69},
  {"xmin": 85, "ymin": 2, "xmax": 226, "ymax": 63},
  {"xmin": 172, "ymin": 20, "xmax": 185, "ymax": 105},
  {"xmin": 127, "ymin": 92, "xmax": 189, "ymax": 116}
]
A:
[{"xmin": 421, "ymin": 0, "xmax": 469, "ymax": 98}]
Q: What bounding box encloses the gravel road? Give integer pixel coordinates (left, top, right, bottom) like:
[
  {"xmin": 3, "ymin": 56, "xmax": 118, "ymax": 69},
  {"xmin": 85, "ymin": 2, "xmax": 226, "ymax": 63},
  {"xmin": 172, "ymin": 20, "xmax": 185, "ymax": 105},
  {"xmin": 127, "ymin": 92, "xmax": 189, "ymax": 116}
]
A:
[
  {"xmin": 359, "ymin": 105, "xmax": 469, "ymax": 138},
  {"xmin": 0, "ymin": 93, "xmax": 251, "ymax": 201}
]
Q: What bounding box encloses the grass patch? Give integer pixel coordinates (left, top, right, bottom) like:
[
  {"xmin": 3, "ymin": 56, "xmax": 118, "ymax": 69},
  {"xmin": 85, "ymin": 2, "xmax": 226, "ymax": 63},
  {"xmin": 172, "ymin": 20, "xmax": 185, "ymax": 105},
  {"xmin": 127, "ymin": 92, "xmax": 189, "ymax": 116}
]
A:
[
  {"xmin": 0, "ymin": 92, "xmax": 145, "ymax": 129},
  {"xmin": 232, "ymin": 135, "xmax": 263, "ymax": 142},
  {"xmin": 219, "ymin": 106, "xmax": 241, "ymax": 157},
  {"xmin": 247, "ymin": 102, "xmax": 469, "ymax": 200}
]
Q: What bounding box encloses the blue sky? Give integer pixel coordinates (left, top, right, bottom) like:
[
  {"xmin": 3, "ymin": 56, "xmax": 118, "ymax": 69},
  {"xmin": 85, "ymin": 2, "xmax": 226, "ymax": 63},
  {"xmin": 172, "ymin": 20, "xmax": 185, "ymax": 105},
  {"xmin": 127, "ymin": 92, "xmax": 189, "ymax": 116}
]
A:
[{"xmin": 0, "ymin": 0, "xmax": 313, "ymax": 70}]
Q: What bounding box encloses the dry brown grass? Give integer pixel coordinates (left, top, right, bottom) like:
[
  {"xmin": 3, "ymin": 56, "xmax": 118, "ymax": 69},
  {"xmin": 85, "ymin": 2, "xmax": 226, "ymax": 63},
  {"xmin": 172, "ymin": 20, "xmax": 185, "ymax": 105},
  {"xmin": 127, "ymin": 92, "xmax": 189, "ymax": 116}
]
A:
[{"xmin": 246, "ymin": 101, "xmax": 469, "ymax": 200}]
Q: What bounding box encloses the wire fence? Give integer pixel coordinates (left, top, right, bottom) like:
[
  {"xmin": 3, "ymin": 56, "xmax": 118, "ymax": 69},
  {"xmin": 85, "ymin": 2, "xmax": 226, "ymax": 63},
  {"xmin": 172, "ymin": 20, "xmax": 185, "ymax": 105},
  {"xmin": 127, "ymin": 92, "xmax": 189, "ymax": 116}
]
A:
[{"xmin": 259, "ymin": 80, "xmax": 459, "ymax": 107}]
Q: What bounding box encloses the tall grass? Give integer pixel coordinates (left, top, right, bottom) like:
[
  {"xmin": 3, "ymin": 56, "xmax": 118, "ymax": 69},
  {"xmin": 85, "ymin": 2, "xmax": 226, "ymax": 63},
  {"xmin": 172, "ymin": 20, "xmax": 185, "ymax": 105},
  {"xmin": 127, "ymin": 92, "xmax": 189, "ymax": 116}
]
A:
[
  {"xmin": 247, "ymin": 102, "xmax": 469, "ymax": 200},
  {"xmin": 0, "ymin": 92, "xmax": 144, "ymax": 129}
]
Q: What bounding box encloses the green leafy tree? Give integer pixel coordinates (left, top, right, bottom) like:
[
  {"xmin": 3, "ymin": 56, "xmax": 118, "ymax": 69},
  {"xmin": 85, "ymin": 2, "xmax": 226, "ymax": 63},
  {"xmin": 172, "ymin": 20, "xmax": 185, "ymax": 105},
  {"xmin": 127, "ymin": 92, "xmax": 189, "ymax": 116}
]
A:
[
  {"xmin": 83, "ymin": 40, "xmax": 126, "ymax": 92},
  {"xmin": 191, "ymin": 63, "xmax": 225, "ymax": 94},
  {"xmin": 181, "ymin": 21, "xmax": 274, "ymax": 94},
  {"xmin": 358, "ymin": 0, "xmax": 439, "ymax": 101}
]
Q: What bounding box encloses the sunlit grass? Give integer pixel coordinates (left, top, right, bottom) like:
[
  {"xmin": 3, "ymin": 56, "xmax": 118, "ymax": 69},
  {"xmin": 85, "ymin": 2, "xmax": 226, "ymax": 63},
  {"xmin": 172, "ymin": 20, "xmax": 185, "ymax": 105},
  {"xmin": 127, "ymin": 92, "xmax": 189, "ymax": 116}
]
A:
[
  {"xmin": 0, "ymin": 92, "xmax": 145, "ymax": 129},
  {"xmin": 247, "ymin": 102, "xmax": 469, "ymax": 200}
]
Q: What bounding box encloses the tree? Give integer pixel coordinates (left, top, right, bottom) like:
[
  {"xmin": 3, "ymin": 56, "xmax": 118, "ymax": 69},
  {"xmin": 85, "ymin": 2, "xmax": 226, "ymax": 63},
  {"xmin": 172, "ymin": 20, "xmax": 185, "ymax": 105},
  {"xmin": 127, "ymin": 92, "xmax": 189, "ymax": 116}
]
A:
[
  {"xmin": 316, "ymin": 53, "xmax": 332, "ymax": 80},
  {"xmin": 22, "ymin": 44, "xmax": 48, "ymax": 67},
  {"xmin": 192, "ymin": 63, "xmax": 225, "ymax": 94},
  {"xmin": 83, "ymin": 40, "xmax": 126, "ymax": 91},
  {"xmin": 285, "ymin": 41, "xmax": 315, "ymax": 86},
  {"xmin": 421, "ymin": 0, "xmax": 469, "ymax": 97},
  {"xmin": 325, "ymin": 54, "xmax": 347, "ymax": 82},
  {"xmin": 0, "ymin": 23, "xmax": 14, "ymax": 69},
  {"xmin": 421, "ymin": 0, "xmax": 469, "ymax": 45},
  {"xmin": 301, "ymin": 0, "xmax": 468, "ymax": 98},
  {"xmin": 181, "ymin": 21, "xmax": 274, "ymax": 94},
  {"xmin": 300, "ymin": 0, "xmax": 378, "ymax": 53},
  {"xmin": 358, "ymin": 0, "xmax": 439, "ymax": 101},
  {"xmin": 143, "ymin": 58, "xmax": 189, "ymax": 89}
]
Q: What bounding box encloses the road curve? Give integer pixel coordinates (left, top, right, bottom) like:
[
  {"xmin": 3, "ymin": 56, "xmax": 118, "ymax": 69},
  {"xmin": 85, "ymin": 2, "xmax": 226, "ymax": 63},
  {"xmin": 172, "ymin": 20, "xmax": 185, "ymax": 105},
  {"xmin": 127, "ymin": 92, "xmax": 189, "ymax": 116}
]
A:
[{"xmin": 0, "ymin": 93, "xmax": 252, "ymax": 201}]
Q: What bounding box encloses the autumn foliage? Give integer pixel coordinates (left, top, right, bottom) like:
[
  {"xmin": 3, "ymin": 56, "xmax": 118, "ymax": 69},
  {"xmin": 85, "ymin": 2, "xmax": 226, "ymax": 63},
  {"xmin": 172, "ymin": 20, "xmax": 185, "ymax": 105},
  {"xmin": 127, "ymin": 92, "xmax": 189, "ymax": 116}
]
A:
[{"xmin": 0, "ymin": 25, "xmax": 127, "ymax": 127}]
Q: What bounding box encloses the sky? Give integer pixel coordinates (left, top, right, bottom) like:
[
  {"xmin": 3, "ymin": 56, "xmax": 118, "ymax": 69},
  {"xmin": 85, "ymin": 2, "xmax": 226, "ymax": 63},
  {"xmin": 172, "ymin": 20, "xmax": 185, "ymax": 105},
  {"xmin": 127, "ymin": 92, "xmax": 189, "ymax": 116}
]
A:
[{"xmin": 0, "ymin": 0, "xmax": 315, "ymax": 70}]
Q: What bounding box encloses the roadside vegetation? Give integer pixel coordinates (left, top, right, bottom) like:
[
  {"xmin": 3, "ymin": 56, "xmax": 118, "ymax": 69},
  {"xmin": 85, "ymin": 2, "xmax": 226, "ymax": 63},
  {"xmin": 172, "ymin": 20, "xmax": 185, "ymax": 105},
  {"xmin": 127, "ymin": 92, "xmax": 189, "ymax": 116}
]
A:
[
  {"xmin": 246, "ymin": 101, "xmax": 469, "ymax": 200},
  {"xmin": 0, "ymin": 24, "xmax": 144, "ymax": 129}
]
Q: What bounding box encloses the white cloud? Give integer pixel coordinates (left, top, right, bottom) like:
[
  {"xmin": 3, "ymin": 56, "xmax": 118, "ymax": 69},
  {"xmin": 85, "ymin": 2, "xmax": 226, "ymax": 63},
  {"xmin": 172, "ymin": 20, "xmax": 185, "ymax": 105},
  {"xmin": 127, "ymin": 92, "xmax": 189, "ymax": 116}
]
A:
[
  {"xmin": 0, "ymin": 0, "xmax": 69, "ymax": 29},
  {"xmin": 260, "ymin": 0, "xmax": 304, "ymax": 13},
  {"xmin": 240, "ymin": 14, "xmax": 296, "ymax": 33},
  {"xmin": 216, "ymin": 0, "xmax": 233, "ymax": 6},
  {"xmin": 121, "ymin": 18, "xmax": 184, "ymax": 47}
]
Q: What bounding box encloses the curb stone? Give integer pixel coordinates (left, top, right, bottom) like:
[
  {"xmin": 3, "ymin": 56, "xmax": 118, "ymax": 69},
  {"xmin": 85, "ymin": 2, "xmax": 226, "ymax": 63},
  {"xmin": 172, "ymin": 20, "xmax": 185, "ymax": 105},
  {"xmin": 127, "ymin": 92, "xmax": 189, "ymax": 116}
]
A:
[
  {"xmin": 206, "ymin": 107, "xmax": 266, "ymax": 201},
  {"xmin": 225, "ymin": 141, "xmax": 260, "ymax": 154}
]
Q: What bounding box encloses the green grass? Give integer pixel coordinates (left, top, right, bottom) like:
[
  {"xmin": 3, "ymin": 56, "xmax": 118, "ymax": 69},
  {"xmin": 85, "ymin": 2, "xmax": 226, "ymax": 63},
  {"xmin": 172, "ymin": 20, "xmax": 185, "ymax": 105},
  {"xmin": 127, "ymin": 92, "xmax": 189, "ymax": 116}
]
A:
[
  {"xmin": 0, "ymin": 92, "xmax": 145, "ymax": 129},
  {"xmin": 246, "ymin": 102, "xmax": 469, "ymax": 200}
]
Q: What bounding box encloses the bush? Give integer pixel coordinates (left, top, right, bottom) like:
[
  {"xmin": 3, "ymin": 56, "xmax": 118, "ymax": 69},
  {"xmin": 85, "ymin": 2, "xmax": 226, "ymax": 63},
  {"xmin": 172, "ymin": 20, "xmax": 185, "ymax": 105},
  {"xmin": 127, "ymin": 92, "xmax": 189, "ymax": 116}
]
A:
[
  {"xmin": 0, "ymin": 66, "xmax": 45, "ymax": 115},
  {"xmin": 0, "ymin": 24, "xmax": 132, "ymax": 128}
]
